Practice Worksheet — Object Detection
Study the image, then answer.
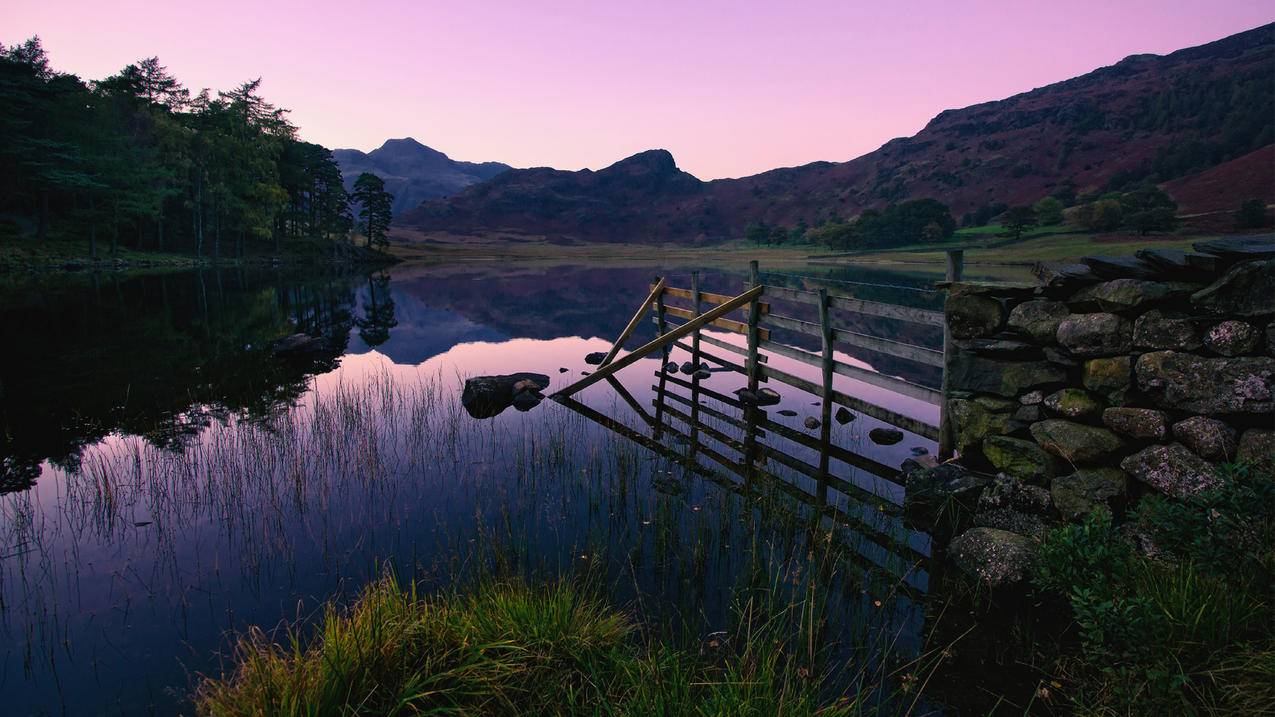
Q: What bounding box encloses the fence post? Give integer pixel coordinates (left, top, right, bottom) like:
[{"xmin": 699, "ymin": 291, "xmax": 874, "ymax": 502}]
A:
[
  {"xmin": 817, "ymin": 286, "xmax": 833, "ymax": 505},
  {"xmin": 938, "ymin": 250, "xmax": 964, "ymax": 460},
  {"xmin": 746, "ymin": 260, "xmax": 761, "ymax": 392},
  {"xmin": 653, "ymin": 276, "xmax": 669, "ymax": 439},
  {"xmin": 690, "ymin": 271, "xmax": 702, "ymax": 455}
]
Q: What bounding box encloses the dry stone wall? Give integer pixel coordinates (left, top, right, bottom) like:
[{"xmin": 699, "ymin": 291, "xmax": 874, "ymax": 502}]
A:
[{"xmin": 943, "ymin": 239, "xmax": 1274, "ymax": 533}]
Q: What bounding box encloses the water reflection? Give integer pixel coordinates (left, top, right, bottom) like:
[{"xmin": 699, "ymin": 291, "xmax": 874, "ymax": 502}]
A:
[{"xmin": 0, "ymin": 262, "xmax": 947, "ymax": 715}]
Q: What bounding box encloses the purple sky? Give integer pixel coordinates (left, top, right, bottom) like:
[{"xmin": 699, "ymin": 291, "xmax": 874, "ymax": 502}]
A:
[{"xmin": 3, "ymin": 1, "xmax": 1270, "ymax": 179}]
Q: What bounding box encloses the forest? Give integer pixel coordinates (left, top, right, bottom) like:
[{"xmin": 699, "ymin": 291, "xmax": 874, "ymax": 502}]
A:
[{"xmin": 0, "ymin": 37, "xmax": 392, "ymax": 261}]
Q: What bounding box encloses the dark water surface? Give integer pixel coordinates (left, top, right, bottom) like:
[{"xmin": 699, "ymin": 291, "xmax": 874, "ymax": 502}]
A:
[{"xmin": 0, "ymin": 261, "xmax": 958, "ymax": 715}]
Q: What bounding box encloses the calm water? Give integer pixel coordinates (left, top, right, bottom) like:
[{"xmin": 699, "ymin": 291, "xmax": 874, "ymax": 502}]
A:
[{"xmin": 0, "ymin": 261, "xmax": 958, "ymax": 715}]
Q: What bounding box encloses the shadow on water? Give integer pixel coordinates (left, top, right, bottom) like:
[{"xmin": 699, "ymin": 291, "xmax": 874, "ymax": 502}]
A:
[{"xmin": 0, "ymin": 261, "xmax": 963, "ymax": 715}]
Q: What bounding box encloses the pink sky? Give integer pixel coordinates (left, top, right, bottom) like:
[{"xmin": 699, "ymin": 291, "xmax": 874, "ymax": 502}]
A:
[{"xmin": 3, "ymin": 1, "xmax": 1270, "ymax": 179}]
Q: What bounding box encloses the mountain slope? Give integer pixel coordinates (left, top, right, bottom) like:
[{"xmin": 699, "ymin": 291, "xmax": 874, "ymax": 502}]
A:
[
  {"xmin": 333, "ymin": 138, "xmax": 511, "ymax": 215},
  {"xmin": 403, "ymin": 23, "xmax": 1273, "ymax": 242}
]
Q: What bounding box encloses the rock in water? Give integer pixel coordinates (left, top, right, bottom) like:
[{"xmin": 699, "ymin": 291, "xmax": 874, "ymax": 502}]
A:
[
  {"xmin": 584, "ymin": 352, "xmax": 607, "ymax": 365},
  {"xmin": 271, "ymin": 333, "xmax": 329, "ymax": 357},
  {"xmin": 461, "ymin": 373, "xmax": 551, "ymax": 419},
  {"xmin": 680, "ymin": 361, "xmax": 697, "ymax": 374},
  {"xmin": 804, "ymin": 417, "xmax": 821, "ymax": 429},
  {"xmin": 558, "ymin": 367, "xmax": 569, "ymax": 373},
  {"xmin": 869, "ymin": 428, "xmax": 904, "ymax": 445},
  {"xmin": 693, "ymin": 368, "xmax": 712, "ymax": 380},
  {"xmin": 835, "ymin": 407, "xmax": 855, "ymax": 424},
  {"xmin": 664, "ymin": 361, "xmax": 678, "ymax": 373},
  {"xmin": 755, "ymin": 388, "xmax": 781, "ymax": 406},
  {"xmin": 512, "ymin": 391, "xmax": 542, "ymax": 412},
  {"xmin": 777, "ymin": 409, "xmax": 797, "ymax": 417}
]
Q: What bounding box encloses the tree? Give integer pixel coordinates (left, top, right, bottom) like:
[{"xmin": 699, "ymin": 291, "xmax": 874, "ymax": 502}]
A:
[
  {"xmin": 1067, "ymin": 199, "xmax": 1124, "ymax": 232},
  {"xmin": 351, "ymin": 172, "xmax": 392, "ymax": 250},
  {"xmin": 1120, "ymin": 185, "xmax": 1177, "ymax": 235},
  {"xmin": 1002, "ymin": 205, "xmax": 1037, "ymax": 241},
  {"xmin": 1033, "ymin": 196, "xmax": 1065, "ymax": 225},
  {"xmin": 1235, "ymin": 199, "xmax": 1271, "ymax": 229},
  {"xmin": 744, "ymin": 221, "xmax": 769, "ymax": 244}
]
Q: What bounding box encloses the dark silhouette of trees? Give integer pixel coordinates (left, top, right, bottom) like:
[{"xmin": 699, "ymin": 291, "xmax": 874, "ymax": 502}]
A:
[
  {"xmin": 352, "ymin": 173, "xmax": 393, "ymax": 249},
  {"xmin": 1002, "ymin": 205, "xmax": 1037, "ymax": 240},
  {"xmin": 1235, "ymin": 199, "xmax": 1271, "ymax": 229}
]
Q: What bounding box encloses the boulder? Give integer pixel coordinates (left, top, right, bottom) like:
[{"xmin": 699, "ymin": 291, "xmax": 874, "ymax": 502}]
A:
[
  {"xmin": 1082, "ymin": 356, "xmax": 1132, "ymax": 399},
  {"xmin": 1236, "ymin": 429, "xmax": 1274, "ymax": 472},
  {"xmin": 1014, "ymin": 404, "xmax": 1044, "ymax": 423},
  {"xmin": 1056, "ymin": 313, "xmax": 1132, "ymax": 358},
  {"xmin": 1172, "ymin": 416, "xmax": 1237, "ymax": 461},
  {"xmin": 511, "ymin": 391, "xmax": 542, "ymax": 412},
  {"xmin": 1102, "ymin": 407, "xmax": 1169, "ymax": 441},
  {"xmin": 949, "ymin": 528, "xmax": 1036, "ymax": 588},
  {"xmin": 982, "ymin": 435, "xmax": 1054, "ymax": 483},
  {"xmin": 1191, "ymin": 259, "xmax": 1275, "ymax": 317},
  {"xmin": 1029, "ymin": 419, "xmax": 1124, "ymax": 465},
  {"xmin": 903, "ymin": 463, "xmax": 990, "ymax": 529},
  {"xmin": 1020, "ymin": 390, "xmax": 1045, "ymax": 405},
  {"xmin": 1007, "ymin": 300, "xmax": 1069, "ymax": 342},
  {"xmin": 946, "ymin": 293, "xmax": 1005, "ymax": 339},
  {"xmin": 946, "ymin": 354, "xmax": 1068, "ymax": 397},
  {"xmin": 1133, "ymin": 310, "xmax": 1200, "ymax": 351},
  {"xmin": 1068, "ymin": 279, "xmax": 1196, "ymax": 313},
  {"xmin": 461, "ymin": 373, "xmax": 551, "ymax": 419},
  {"xmin": 1135, "ymin": 351, "xmax": 1275, "ymax": 414},
  {"xmin": 1051, "ymin": 468, "xmax": 1128, "ymax": 520},
  {"xmin": 974, "ymin": 509, "xmax": 1049, "ymax": 539},
  {"xmin": 1121, "ymin": 443, "xmax": 1222, "ymax": 499},
  {"xmin": 947, "ymin": 398, "xmax": 1011, "ymax": 454},
  {"xmin": 869, "ymin": 427, "xmax": 904, "ymax": 445},
  {"xmin": 979, "ymin": 475, "xmax": 1053, "ymax": 515},
  {"xmin": 1042, "ymin": 388, "xmax": 1104, "ymax": 421},
  {"xmin": 584, "ymin": 352, "xmax": 607, "ymax": 365},
  {"xmin": 1204, "ymin": 320, "xmax": 1261, "ymax": 357}
]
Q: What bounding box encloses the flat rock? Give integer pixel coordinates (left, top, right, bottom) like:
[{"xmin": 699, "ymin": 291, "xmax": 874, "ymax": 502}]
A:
[
  {"xmin": 1172, "ymin": 416, "xmax": 1237, "ymax": 461},
  {"xmin": 1102, "ymin": 407, "xmax": 1169, "ymax": 441},
  {"xmin": 1204, "ymin": 320, "xmax": 1261, "ymax": 357},
  {"xmin": 1030, "ymin": 419, "xmax": 1124, "ymax": 465},
  {"xmin": 1032, "ymin": 261, "xmax": 1099, "ymax": 289},
  {"xmin": 1056, "ymin": 313, "xmax": 1132, "ymax": 357},
  {"xmin": 461, "ymin": 373, "xmax": 551, "ymax": 419},
  {"xmin": 982, "ymin": 435, "xmax": 1054, "ymax": 483},
  {"xmin": 949, "ymin": 528, "xmax": 1036, "ymax": 588},
  {"xmin": 946, "ymin": 354, "xmax": 1068, "ymax": 397},
  {"xmin": 1135, "ymin": 351, "xmax": 1275, "ymax": 414},
  {"xmin": 1191, "ymin": 259, "xmax": 1275, "ymax": 317},
  {"xmin": 1007, "ymin": 300, "xmax": 1069, "ymax": 342},
  {"xmin": 869, "ymin": 427, "xmax": 904, "ymax": 445},
  {"xmin": 584, "ymin": 352, "xmax": 607, "ymax": 365},
  {"xmin": 1121, "ymin": 443, "xmax": 1222, "ymax": 499},
  {"xmin": 1080, "ymin": 255, "xmax": 1157, "ymax": 279},
  {"xmin": 1133, "ymin": 310, "xmax": 1200, "ymax": 351},
  {"xmin": 1043, "ymin": 388, "xmax": 1104, "ymax": 421},
  {"xmin": 1082, "ymin": 356, "xmax": 1132, "ymax": 399},
  {"xmin": 1068, "ymin": 279, "xmax": 1197, "ymax": 313},
  {"xmin": 1193, "ymin": 236, "xmax": 1275, "ymax": 262},
  {"xmin": 975, "ymin": 509, "xmax": 1049, "ymax": 539},
  {"xmin": 1051, "ymin": 468, "xmax": 1128, "ymax": 520}
]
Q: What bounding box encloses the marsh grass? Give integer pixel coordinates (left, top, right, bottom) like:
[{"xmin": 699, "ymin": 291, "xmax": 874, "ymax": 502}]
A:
[{"xmin": 194, "ymin": 570, "xmax": 944, "ymax": 716}]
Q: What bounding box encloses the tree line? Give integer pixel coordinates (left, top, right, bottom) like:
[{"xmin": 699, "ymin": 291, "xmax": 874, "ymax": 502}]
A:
[
  {"xmin": 0, "ymin": 37, "xmax": 394, "ymax": 259},
  {"xmin": 745, "ymin": 198, "xmax": 957, "ymax": 250}
]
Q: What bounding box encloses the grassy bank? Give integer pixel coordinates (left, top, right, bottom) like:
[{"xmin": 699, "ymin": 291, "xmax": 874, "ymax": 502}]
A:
[
  {"xmin": 195, "ymin": 576, "xmax": 912, "ymax": 716},
  {"xmin": 0, "ymin": 233, "xmax": 397, "ymax": 273}
]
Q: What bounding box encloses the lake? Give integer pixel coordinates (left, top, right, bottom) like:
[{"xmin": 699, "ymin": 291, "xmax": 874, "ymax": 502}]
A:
[{"xmin": 0, "ymin": 260, "xmax": 982, "ymax": 715}]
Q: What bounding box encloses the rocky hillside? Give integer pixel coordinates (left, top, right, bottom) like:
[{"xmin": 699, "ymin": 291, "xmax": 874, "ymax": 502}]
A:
[
  {"xmin": 333, "ymin": 138, "xmax": 510, "ymax": 215},
  {"xmin": 403, "ymin": 23, "xmax": 1273, "ymax": 243}
]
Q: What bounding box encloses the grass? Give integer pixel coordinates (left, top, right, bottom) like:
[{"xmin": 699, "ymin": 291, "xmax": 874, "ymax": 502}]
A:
[{"xmin": 194, "ymin": 572, "xmax": 938, "ymax": 716}]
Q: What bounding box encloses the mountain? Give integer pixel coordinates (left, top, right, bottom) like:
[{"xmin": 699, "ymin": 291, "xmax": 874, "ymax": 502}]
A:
[
  {"xmin": 402, "ymin": 23, "xmax": 1274, "ymax": 242},
  {"xmin": 333, "ymin": 138, "xmax": 511, "ymax": 215}
]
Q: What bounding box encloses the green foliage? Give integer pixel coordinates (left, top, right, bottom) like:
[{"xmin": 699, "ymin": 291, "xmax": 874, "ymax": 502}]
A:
[
  {"xmin": 0, "ymin": 35, "xmax": 361, "ymax": 259},
  {"xmin": 1236, "ymin": 198, "xmax": 1271, "ymax": 229},
  {"xmin": 1000, "ymin": 205, "xmax": 1036, "ymax": 241},
  {"xmin": 1032, "ymin": 196, "xmax": 1065, "ymax": 225},
  {"xmin": 1033, "ymin": 467, "xmax": 1275, "ymax": 715},
  {"xmin": 809, "ymin": 198, "xmax": 955, "ymax": 250},
  {"xmin": 195, "ymin": 576, "xmax": 868, "ymax": 716},
  {"xmin": 1120, "ymin": 184, "xmax": 1178, "ymax": 235},
  {"xmin": 1065, "ymin": 197, "xmax": 1124, "ymax": 232},
  {"xmin": 352, "ymin": 172, "xmax": 393, "ymax": 250}
]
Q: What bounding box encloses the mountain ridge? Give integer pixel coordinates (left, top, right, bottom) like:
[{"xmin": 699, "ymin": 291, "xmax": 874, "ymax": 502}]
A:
[
  {"xmin": 402, "ymin": 23, "xmax": 1274, "ymax": 242},
  {"xmin": 332, "ymin": 138, "xmax": 511, "ymax": 215}
]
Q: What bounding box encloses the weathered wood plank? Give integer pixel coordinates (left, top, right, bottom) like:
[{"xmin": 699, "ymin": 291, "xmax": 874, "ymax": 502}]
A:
[
  {"xmin": 758, "ymin": 339, "xmax": 942, "ymax": 404},
  {"xmin": 832, "ymin": 328, "xmax": 944, "ymax": 367},
  {"xmin": 664, "ymin": 305, "xmax": 762, "ymax": 337},
  {"xmin": 600, "ymin": 277, "xmax": 665, "ymax": 367},
  {"xmin": 760, "ymin": 284, "xmax": 943, "ymax": 326},
  {"xmin": 662, "ymin": 285, "xmax": 770, "ymax": 313},
  {"xmin": 555, "ymin": 285, "xmax": 765, "ymax": 397}
]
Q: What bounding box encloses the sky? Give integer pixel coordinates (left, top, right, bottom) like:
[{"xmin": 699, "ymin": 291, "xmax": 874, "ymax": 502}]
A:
[{"xmin": 2, "ymin": 1, "xmax": 1270, "ymax": 180}]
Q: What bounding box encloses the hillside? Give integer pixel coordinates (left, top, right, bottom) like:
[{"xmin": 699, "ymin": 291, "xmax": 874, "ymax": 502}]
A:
[
  {"xmin": 402, "ymin": 23, "xmax": 1273, "ymax": 243},
  {"xmin": 333, "ymin": 138, "xmax": 510, "ymax": 215}
]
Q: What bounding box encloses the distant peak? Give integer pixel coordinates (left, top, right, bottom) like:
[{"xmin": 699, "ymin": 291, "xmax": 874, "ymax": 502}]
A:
[
  {"xmin": 606, "ymin": 149, "xmax": 679, "ymax": 174},
  {"xmin": 375, "ymin": 137, "xmax": 448, "ymax": 159}
]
